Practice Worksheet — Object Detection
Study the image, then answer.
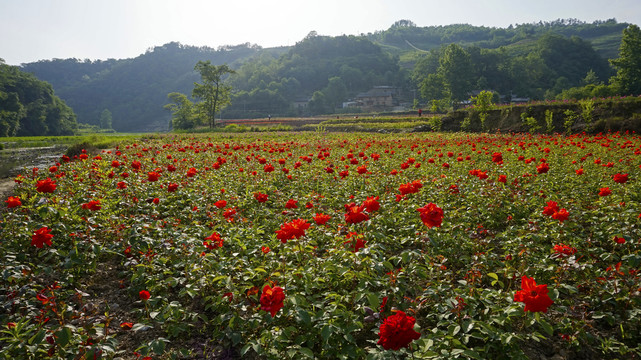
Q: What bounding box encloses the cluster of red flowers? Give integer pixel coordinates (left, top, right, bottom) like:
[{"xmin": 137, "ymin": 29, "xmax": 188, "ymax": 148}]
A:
[
  {"xmin": 553, "ymin": 243, "xmax": 577, "ymax": 257},
  {"xmin": 542, "ymin": 201, "xmax": 569, "ymax": 223},
  {"xmin": 204, "ymin": 232, "xmax": 224, "ymax": 249},
  {"xmin": 81, "ymin": 200, "xmax": 102, "ymax": 211},
  {"xmin": 377, "ymin": 310, "xmax": 421, "ymax": 350}
]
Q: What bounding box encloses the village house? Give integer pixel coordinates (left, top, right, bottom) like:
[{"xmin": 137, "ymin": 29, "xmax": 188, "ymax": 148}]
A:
[{"xmin": 343, "ymin": 86, "xmax": 400, "ymax": 112}]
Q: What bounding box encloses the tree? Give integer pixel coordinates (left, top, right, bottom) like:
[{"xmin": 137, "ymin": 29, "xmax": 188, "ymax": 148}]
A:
[
  {"xmin": 438, "ymin": 44, "xmax": 474, "ymax": 103},
  {"xmin": 610, "ymin": 24, "xmax": 641, "ymax": 96},
  {"xmin": 164, "ymin": 92, "xmax": 197, "ymax": 130},
  {"xmin": 192, "ymin": 61, "xmax": 235, "ymax": 128},
  {"xmin": 99, "ymin": 109, "xmax": 113, "ymax": 129}
]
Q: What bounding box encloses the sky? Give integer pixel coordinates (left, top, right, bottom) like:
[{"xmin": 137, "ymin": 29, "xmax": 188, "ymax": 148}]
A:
[{"xmin": 1, "ymin": 0, "xmax": 640, "ymax": 65}]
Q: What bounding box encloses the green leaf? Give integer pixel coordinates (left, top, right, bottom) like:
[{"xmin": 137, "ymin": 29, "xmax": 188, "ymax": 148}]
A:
[
  {"xmin": 367, "ymin": 293, "xmax": 379, "ymax": 310},
  {"xmin": 299, "ymin": 347, "xmax": 314, "ymax": 358},
  {"xmin": 538, "ymin": 318, "xmax": 554, "ymax": 337},
  {"xmin": 55, "ymin": 327, "xmax": 72, "ymax": 347},
  {"xmin": 321, "ymin": 325, "xmax": 331, "ymax": 342}
]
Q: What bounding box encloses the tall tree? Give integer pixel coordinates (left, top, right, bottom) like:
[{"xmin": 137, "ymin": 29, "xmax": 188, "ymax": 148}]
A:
[
  {"xmin": 438, "ymin": 44, "xmax": 474, "ymax": 103},
  {"xmin": 99, "ymin": 109, "xmax": 113, "ymax": 129},
  {"xmin": 610, "ymin": 24, "xmax": 641, "ymax": 96},
  {"xmin": 192, "ymin": 61, "xmax": 235, "ymax": 128},
  {"xmin": 164, "ymin": 92, "xmax": 197, "ymax": 130}
]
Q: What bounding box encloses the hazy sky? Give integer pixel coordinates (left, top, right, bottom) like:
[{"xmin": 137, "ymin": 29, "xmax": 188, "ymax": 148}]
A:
[{"xmin": 1, "ymin": 0, "xmax": 640, "ymax": 65}]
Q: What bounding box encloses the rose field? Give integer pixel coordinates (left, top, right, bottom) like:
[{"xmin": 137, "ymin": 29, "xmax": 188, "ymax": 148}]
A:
[{"xmin": 1, "ymin": 131, "xmax": 641, "ymax": 359}]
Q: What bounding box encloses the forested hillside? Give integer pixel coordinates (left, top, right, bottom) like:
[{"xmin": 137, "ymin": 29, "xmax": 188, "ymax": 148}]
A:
[
  {"xmin": 0, "ymin": 60, "xmax": 77, "ymax": 136},
  {"xmin": 19, "ymin": 19, "xmax": 631, "ymax": 132}
]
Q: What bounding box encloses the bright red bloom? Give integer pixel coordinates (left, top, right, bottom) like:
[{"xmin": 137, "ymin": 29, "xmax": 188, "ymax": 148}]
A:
[
  {"xmin": 214, "ymin": 200, "xmax": 227, "ymax": 209},
  {"xmin": 598, "ymin": 187, "xmax": 611, "ymax": 196},
  {"xmin": 536, "ymin": 162, "xmax": 550, "ymax": 174},
  {"xmin": 5, "ymin": 196, "xmax": 21, "ymax": 208},
  {"xmin": 417, "ymin": 203, "xmax": 444, "ymax": 228},
  {"xmin": 204, "ymin": 232, "xmax": 224, "ymax": 249},
  {"xmin": 117, "ymin": 181, "xmax": 127, "ymax": 189},
  {"xmin": 497, "ymin": 175, "xmax": 507, "ymax": 183},
  {"xmin": 542, "ymin": 201, "xmax": 559, "ymax": 216},
  {"xmin": 167, "ymin": 183, "xmax": 179, "ymax": 192},
  {"xmin": 131, "ymin": 160, "xmax": 141, "ymax": 171},
  {"xmin": 120, "ymin": 322, "xmax": 133, "ymax": 330},
  {"xmin": 377, "ymin": 311, "xmax": 421, "ymax": 350},
  {"xmin": 363, "ymin": 196, "xmax": 380, "ymax": 212},
  {"xmin": 186, "ymin": 167, "xmax": 197, "ymax": 177},
  {"xmin": 513, "ymin": 275, "xmax": 553, "ymax": 313},
  {"xmin": 613, "ymin": 173, "xmax": 629, "ymax": 184},
  {"xmin": 553, "ymin": 244, "xmax": 577, "ymax": 257},
  {"xmin": 263, "ymin": 164, "xmax": 275, "ymax": 173},
  {"xmin": 261, "ymin": 246, "xmax": 270, "ymax": 254},
  {"xmin": 552, "ymin": 208, "xmax": 569, "ymax": 223},
  {"xmin": 492, "ymin": 152, "xmax": 503, "ymax": 164},
  {"xmin": 313, "ymin": 213, "xmax": 331, "ymax": 225},
  {"xmin": 344, "ymin": 232, "xmax": 366, "ymax": 253},
  {"xmin": 344, "ymin": 203, "xmax": 370, "ymax": 224},
  {"xmin": 254, "ymin": 192, "xmax": 268, "ymax": 203},
  {"xmin": 285, "ymin": 199, "xmax": 298, "ymax": 209},
  {"xmin": 32, "ymin": 227, "xmax": 53, "ymax": 248},
  {"xmin": 49, "ymin": 165, "xmax": 58, "ymax": 173},
  {"xmin": 275, "ymin": 219, "xmax": 310, "ymax": 243},
  {"xmin": 147, "ymin": 172, "xmax": 160, "ymax": 182},
  {"xmin": 260, "ymin": 285, "xmax": 285, "ymax": 317},
  {"xmin": 81, "ymin": 200, "xmax": 102, "ymax": 211},
  {"xmin": 398, "ymin": 180, "xmax": 422, "ymax": 195},
  {"xmin": 223, "ymin": 207, "xmax": 237, "ymax": 222},
  {"xmin": 139, "ymin": 290, "xmax": 150, "ymax": 301},
  {"xmin": 575, "ymin": 168, "xmax": 584, "ymax": 175},
  {"xmin": 614, "ymin": 236, "xmax": 626, "ymax": 244},
  {"xmin": 36, "ymin": 178, "xmax": 57, "ymax": 193}
]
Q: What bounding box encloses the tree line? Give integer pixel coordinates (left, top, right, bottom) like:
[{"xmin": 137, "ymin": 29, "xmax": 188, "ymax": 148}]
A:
[{"xmin": 16, "ymin": 19, "xmax": 639, "ymax": 133}]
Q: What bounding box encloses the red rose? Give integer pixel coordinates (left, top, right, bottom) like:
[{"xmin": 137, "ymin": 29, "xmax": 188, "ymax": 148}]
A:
[
  {"xmin": 32, "ymin": 227, "xmax": 53, "ymax": 248},
  {"xmin": 167, "ymin": 183, "xmax": 179, "ymax": 192},
  {"xmin": 362, "ymin": 196, "xmax": 380, "ymax": 212},
  {"xmin": 613, "ymin": 173, "xmax": 628, "ymax": 184},
  {"xmin": 139, "ymin": 290, "xmax": 151, "ymax": 301},
  {"xmin": 536, "ymin": 163, "xmax": 550, "ymax": 174},
  {"xmin": 214, "ymin": 200, "xmax": 227, "ymax": 209},
  {"xmin": 275, "ymin": 219, "xmax": 310, "ymax": 243},
  {"xmin": 5, "ymin": 196, "xmax": 21, "ymax": 208},
  {"xmin": 598, "ymin": 187, "xmax": 611, "ymax": 196},
  {"xmin": 81, "ymin": 200, "xmax": 102, "ymax": 211},
  {"xmin": 254, "ymin": 192, "xmax": 268, "ymax": 203},
  {"xmin": 552, "ymin": 208, "xmax": 569, "ymax": 223},
  {"xmin": 313, "ymin": 213, "xmax": 331, "ymax": 225},
  {"xmin": 514, "ymin": 275, "xmax": 553, "ymax": 312},
  {"xmin": 553, "ymin": 244, "xmax": 577, "ymax": 257},
  {"xmin": 147, "ymin": 172, "xmax": 160, "ymax": 182},
  {"xmin": 260, "ymin": 285, "xmax": 285, "ymax": 317},
  {"xmin": 285, "ymin": 199, "xmax": 298, "ymax": 209},
  {"xmin": 117, "ymin": 181, "xmax": 127, "ymax": 189},
  {"xmin": 417, "ymin": 203, "xmax": 444, "ymax": 228},
  {"xmin": 344, "ymin": 203, "xmax": 369, "ymax": 224},
  {"xmin": 377, "ymin": 310, "xmax": 421, "ymax": 350},
  {"xmin": 36, "ymin": 178, "xmax": 57, "ymax": 193},
  {"xmin": 542, "ymin": 201, "xmax": 559, "ymax": 216},
  {"xmin": 204, "ymin": 232, "xmax": 224, "ymax": 249}
]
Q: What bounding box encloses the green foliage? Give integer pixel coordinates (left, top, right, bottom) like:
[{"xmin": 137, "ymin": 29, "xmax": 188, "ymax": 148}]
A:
[
  {"xmin": 563, "ymin": 109, "xmax": 579, "ymax": 134},
  {"xmin": 0, "ymin": 62, "xmax": 77, "ymax": 136},
  {"xmin": 579, "ymin": 98, "xmax": 595, "ymax": 131},
  {"xmin": 192, "ymin": 61, "xmax": 235, "ymax": 128},
  {"xmin": 99, "ymin": 109, "xmax": 113, "ymax": 130},
  {"xmin": 164, "ymin": 92, "xmax": 198, "ymax": 130},
  {"xmin": 545, "ymin": 109, "xmax": 554, "ymax": 133},
  {"xmin": 610, "ymin": 24, "xmax": 641, "ymax": 95},
  {"xmin": 521, "ymin": 112, "xmax": 541, "ymax": 133}
]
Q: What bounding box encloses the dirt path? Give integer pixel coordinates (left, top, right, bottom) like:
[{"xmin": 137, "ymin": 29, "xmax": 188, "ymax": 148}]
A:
[{"xmin": 0, "ymin": 178, "xmax": 15, "ymax": 198}]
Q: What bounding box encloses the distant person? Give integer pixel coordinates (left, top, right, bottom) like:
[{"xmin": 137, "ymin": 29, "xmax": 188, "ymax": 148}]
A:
[
  {"xmin": 268, "ymin": 115, "xmax": 271, "ymax": 121},
  {"xmin": 418, "ymin": 109, "xmax": 422, "ymax": 117}
]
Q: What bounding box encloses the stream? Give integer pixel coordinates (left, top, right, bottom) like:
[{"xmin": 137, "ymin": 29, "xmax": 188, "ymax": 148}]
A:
[{"xmin": 0, "ymin": 145, "xmax": 66, "ymax": 179}]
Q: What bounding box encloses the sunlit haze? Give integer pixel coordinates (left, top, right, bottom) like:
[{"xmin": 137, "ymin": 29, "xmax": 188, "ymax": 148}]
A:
[{"xmin": 1, "ymin": 0, "xmax": 641, "ymax": 65}]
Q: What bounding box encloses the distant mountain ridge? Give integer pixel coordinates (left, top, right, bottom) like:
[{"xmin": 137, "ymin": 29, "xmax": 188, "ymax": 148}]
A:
[{"xmin": 19, "ymin": 19, "xmax": 629, "ymax": 132}]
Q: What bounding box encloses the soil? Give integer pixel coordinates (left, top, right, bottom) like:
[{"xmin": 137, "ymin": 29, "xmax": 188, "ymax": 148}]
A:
[{"xmin": 0, "ymin": 145, "xmax": 65, "ymax": 198}]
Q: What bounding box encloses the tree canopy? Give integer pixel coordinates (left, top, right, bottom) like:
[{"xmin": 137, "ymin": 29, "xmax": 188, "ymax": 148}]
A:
[{"xmin": 0, "ymin": 62, "xmax": 76, "ymax": 137}]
